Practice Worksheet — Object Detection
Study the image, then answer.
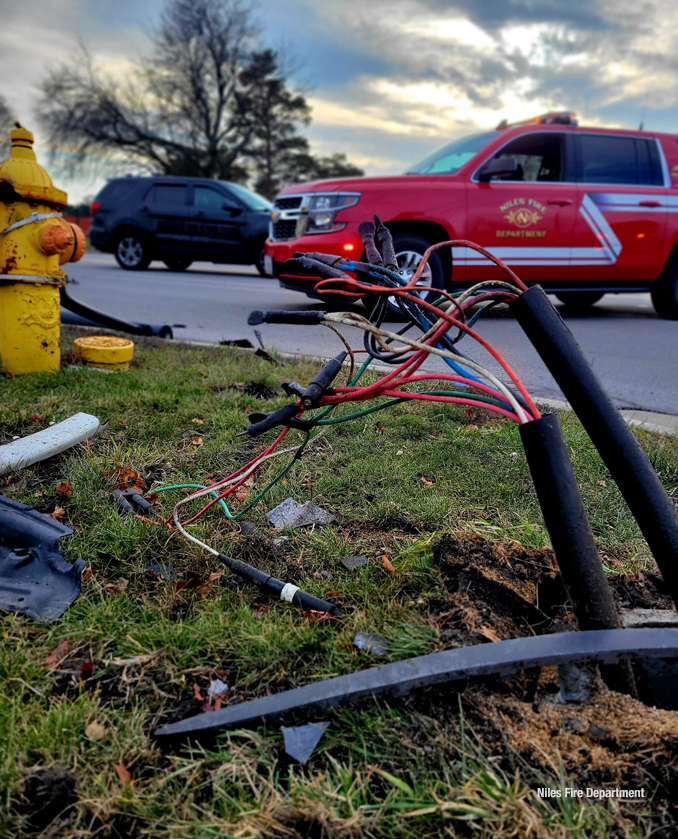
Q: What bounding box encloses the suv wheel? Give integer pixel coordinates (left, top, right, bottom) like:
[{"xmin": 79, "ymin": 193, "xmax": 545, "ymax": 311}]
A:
[
  {"xmin": 115, "ymin": 232, "xmax": 152, "ymax": 270},
  {"xmin": 367, "ymin": 233, "xmax": 446, "ymax": 316},
  {"xmin": 555, "ymin": 291, "xmax": 604, "ymax": 309},
  {"xmin": 164, "ymin": 258, "xmax": 193, "ymax": 272},
  {"xmin": 254, "ymin": 241, "xmax": 269, "ymax": 277},
  {"xmin": 651, "ymin": 259, "xmax": 678, "ymax": 319}
]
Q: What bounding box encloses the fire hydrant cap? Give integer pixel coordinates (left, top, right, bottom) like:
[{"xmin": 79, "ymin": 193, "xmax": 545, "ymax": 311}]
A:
[
  {"xmin": 41, "ymin": 224, "xmax": 74, "ymax": 255},
  {"xmin": 10, "ymin": 125, "xmax": 34, "ymax": 145},
  {"xmin": 0, "ymin": 123, "xmax": 68, "ymax": 206}
]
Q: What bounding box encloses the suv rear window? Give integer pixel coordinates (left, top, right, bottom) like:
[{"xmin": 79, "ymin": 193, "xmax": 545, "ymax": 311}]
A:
[
  {"xmin": 578, "ymin": 135, "xmax": 664, "ymax": 185},
  {"xmin": 489, "ymin": 133, "xmax": 563, "ymax": 182},
  {"xmin": 146, "ymin": 184, "xmax": 187, "ymax": 205}
]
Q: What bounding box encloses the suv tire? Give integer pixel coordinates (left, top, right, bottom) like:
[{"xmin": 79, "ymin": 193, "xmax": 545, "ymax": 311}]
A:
[
  {"xmin": 164, "ymin": 258, "xmax": 193, "ymax": 272},
  {"xmin": 651, "ymin": 259, "xmax": 678, "ymax": 319},
  {"xmin": 555, "ymin": 291, "xmax": 604, "ymax": 308},
  {"xmin": 253, "ymin": 239, "xmax": 269, "ymax": 277},
  {"xmin": 115, "ymin": 231, "xmax": 152, "ymax": 271}
]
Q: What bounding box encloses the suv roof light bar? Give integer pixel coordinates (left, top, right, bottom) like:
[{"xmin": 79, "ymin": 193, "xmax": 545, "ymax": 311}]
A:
[{"xmin": 496, "ymin": 111, "xmax": 578, "ymax": 130}]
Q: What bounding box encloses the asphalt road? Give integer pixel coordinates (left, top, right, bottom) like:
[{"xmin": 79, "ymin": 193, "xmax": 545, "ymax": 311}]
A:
[{"xmin": 65, "ymin": 253, "xmax": 678, "ymax": 414}]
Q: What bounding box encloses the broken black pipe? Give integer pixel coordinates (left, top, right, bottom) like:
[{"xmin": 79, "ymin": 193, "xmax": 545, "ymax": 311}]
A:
[
  {"xmin": 520, "ymin": 413, "xmax": 636, "ymax": 695},
  {"xmin": 511, "ymin": 285, "xmax": 678, "ymax": 610},
  {"xmin": 60, "ymin": 286, "xmax": 173, "ymax": 339},
  {"xmin": 153, "ymin": 628, "xmax": 678, "ymax": 742}
]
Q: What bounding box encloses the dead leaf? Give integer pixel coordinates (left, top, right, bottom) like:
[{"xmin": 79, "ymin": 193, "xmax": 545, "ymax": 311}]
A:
[
  {"xmin": 29, "ymin": 414, "xmax": 46, "ymax": 423},
  {"xmin": 112, "ymin": 467, "xmax": 146, "ymax": 491},
  {"xmin": 43, "ymin": 640, "xmax": 71, "ymax": 669},
  {"xmin": 82, "ymin": 566, "xmax": 92, "ymax": 582},
  {"xmin": 233, "ymin": 487, "xmax": 251, "ymax": 502},
  {"xmin": 119, "ymin": 420, "xmax": 126, "ymax": 428},
  {"xmin": 193, "ymin": 683, "xmax": 204, "ymax": 701},
  {"xmin": 192, "ymin": 418, "xmax": 205, "ymax": 424},
  {"xmin": 49, "ymin": 506, "xmax": 66, "ymax": 521},
  {"xmin": 396, "ymin": 450, "xmax": 403, "ymax": 456},
  {"xmin": 85, "ymin": 720, "xmax": 108, "ymax": 742},
  {"xmin": 144, "ymin": 491, "xmax": 160, "ymax": 504},
  {"xmin": 597, "ymin": 480, "xmax": 607, "ymax": 487},
  {"xmin": 56, "ymin": 481, "xmax": 73, "ymax": 498},
  {"xmin": 114, "ymin": 764, "xmax": 132, "ymax": 786},
  {"xmin": 478, "ymin": 626, "xmax": 501, "ymax": 643},
  {"xmin": 420, "ymin": 477, "xmax": 433, "ymax": 486},
  {"xmin": 381, "ymin": 556, "xmax": 395, "ymax": 573},
  {"xmin": 208, "ymin": 571, "xmax": 225, "ymax": 582}
]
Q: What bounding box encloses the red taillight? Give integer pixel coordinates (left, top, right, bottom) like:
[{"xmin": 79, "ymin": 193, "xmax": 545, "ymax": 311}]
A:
[{"xmin": 90, "ymin": 201, "xmax": 102, "ymax": 215}]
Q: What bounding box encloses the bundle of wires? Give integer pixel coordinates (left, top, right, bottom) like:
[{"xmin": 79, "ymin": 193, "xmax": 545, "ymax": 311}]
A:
[{"xmin": 156, "ymin": 219, "xmax": 539, "ymax": 553}]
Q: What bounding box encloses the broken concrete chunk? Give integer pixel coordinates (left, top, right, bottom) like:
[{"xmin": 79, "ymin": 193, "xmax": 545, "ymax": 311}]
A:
[
  {"xmin": 266, "ymin": 498, "xmax": 336, "ymax": 530},
  {"xmin": 340, "ymin": 555, "xmax": 369, "ymax": 571},
  {"xmin": 281, "ymin": 721, "xmax": 329, "ymax": 763},
  {"xmin": 354, "ymin": 632, "xmax": 390, "ymax": 656}
]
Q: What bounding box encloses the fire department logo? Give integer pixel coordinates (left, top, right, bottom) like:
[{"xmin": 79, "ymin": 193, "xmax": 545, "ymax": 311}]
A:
[
  {"xmin": 504, "ymin": 208, "xmax": 542, "ymax": 227},
  {"xmin": 500, "ymin": 198, "xmax": 547, "ymax": 228}
]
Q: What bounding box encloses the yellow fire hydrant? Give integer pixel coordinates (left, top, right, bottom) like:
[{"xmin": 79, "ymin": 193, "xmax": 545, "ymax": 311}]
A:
[{"xmin": 0, "ymin": 123, "xmax": 85, "ymax": 374}]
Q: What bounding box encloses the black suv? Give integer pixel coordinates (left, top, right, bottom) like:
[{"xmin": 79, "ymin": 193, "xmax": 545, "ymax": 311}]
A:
[{"xmin": 89, "ymin": 176, "xmax": 272, "ymax": 274}]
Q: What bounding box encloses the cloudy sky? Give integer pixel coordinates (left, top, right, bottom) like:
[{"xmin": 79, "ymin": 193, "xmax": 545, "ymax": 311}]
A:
[{"xmin": 2, "ymin": 0, "xmax": 678, "ymax": 202}]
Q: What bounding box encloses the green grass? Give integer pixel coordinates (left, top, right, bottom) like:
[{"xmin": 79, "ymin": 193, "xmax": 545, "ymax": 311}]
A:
[{"xmin": 0, "ymin": 326, "xmax": 676, "ymax": 838}]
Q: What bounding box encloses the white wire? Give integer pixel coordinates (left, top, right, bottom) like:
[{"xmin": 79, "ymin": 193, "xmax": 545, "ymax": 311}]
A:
[{"xmin": 324, "ymin": 312, "xmax": 530, "ymax": 423}]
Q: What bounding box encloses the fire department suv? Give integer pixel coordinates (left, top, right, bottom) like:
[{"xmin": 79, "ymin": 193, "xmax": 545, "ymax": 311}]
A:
[{"xmin": 265, "ymin": 113, "xmax": 678, "ymax": 318}]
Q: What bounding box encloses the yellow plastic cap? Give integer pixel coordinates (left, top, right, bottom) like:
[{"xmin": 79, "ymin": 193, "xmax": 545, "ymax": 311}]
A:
[{"xmin": 74, "ymin": 336, "xmax": 135, "ymax": 370}]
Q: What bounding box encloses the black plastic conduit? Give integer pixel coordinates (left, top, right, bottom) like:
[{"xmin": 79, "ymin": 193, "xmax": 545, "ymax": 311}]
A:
[{"xmin": 511, "ymin": 285, "xmax": 678, "ymax": 609}]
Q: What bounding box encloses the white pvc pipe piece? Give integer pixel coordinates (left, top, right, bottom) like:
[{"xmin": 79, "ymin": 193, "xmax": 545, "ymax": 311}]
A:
[{"xmin": 0, "ymin": 412, "xmax": 101, "ymax": 475}]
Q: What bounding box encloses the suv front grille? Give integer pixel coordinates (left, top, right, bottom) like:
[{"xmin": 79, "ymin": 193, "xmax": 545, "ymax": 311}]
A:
[
  {"xmin": 274, "ymin": 196, "xmax": 303, "ymax": 211},
  {"xmin": 272, "ymin": 219, "xmax": 298, "ymax": 240}
]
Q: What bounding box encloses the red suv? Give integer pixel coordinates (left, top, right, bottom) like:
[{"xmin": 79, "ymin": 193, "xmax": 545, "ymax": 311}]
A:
[{"xmin": 265, "ymin": 112, "xmax": 678, "ymax": 318}]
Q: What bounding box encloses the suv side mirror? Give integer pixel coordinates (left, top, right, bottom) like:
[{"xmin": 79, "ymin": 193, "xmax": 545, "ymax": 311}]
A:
[
  {"xmin": 477, "ymin": 156, "xmax": 518, "ymax": 182},
  {"xmin": 223, "ymin": 205, "xmax": 244, "ymax": 216}
]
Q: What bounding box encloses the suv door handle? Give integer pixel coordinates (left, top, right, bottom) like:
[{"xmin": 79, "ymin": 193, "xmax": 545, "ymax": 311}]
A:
[
  {"xmin": 547, "ymin": 199, "xmax": 573, "ymax": 206},
  {"xmin": 639, "ymin": 200, "xmax": 662, "ymax": 207}
]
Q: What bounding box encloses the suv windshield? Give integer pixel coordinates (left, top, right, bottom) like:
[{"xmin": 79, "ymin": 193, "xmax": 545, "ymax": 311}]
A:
[
  {"xmin": 407, "ymin": 131, "xmax": 497, "ymax": 175},
  {"xmin": 222, "ymin": 182, "xmax": 272, "ymax": 211}
]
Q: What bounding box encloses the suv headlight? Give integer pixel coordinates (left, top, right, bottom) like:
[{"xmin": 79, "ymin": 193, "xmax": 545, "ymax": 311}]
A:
[{"xmin": 298, "ymin": 192, "xmax": 360, "ymax": 236}]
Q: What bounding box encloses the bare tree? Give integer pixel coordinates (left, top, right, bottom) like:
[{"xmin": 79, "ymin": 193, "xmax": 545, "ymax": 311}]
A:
[
  {"xmin": 37, "ymin": 0, "xmax": 363, "ymax": 191},
  {"xmin": 38, "ymin": 0, "xmax": 257, "ymax": 180}
]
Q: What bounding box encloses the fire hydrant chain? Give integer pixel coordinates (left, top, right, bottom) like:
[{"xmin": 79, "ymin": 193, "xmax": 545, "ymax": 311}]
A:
[{"xmin": 0, "ymin": 211, "xmax": 63, "ymax": 237}]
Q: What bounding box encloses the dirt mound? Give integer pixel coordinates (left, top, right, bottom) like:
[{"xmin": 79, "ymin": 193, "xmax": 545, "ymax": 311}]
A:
[
  {"xmin": 464, "ymin": 687, "xmax": 678, "ymax": 799},
  {"xmin": 433, "ymin": 534, "xmax": 569, "ymax": 646}
]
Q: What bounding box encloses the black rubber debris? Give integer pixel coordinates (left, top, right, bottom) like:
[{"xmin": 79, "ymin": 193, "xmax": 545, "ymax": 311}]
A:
[{"xmin": 0, "ymin": 495, "xmax": 85, "ymax": 621}]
